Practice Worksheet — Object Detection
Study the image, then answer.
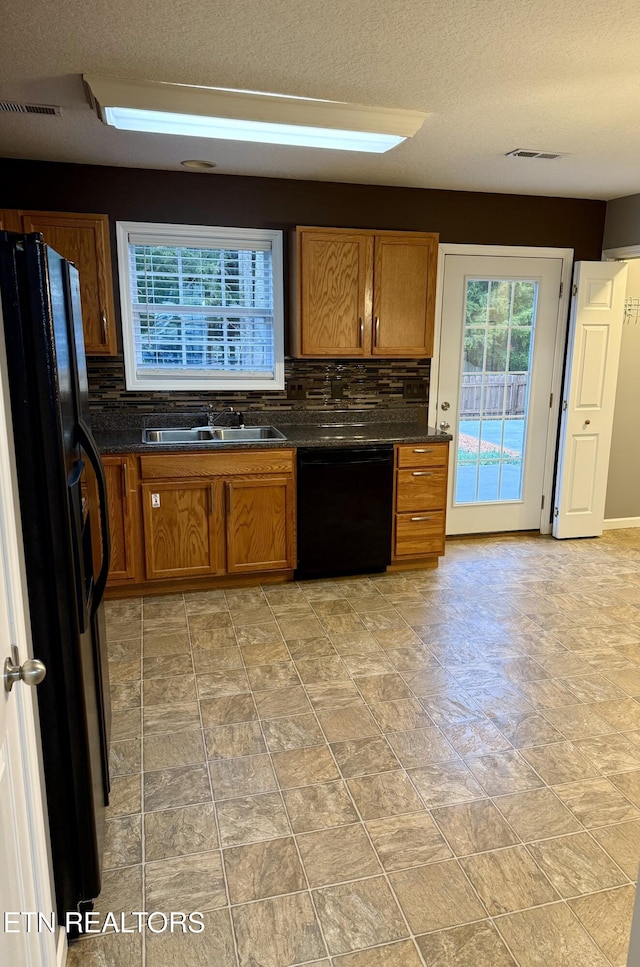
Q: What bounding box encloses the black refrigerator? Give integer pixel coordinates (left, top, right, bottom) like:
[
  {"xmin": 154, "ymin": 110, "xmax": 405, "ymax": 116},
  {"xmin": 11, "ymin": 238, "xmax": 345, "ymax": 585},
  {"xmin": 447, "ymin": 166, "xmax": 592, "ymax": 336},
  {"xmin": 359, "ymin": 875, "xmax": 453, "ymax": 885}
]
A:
[{"xmin": 0, "ymin": 231, "xmax": 111, "ymax": 920}]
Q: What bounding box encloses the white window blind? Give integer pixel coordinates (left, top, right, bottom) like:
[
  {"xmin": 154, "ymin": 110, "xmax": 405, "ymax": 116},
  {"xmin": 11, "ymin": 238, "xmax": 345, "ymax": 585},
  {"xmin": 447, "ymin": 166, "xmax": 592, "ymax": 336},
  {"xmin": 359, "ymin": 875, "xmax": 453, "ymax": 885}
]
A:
[{"xmin": 116, "ymin": 222, "xmax": 284, "ymax": 391}]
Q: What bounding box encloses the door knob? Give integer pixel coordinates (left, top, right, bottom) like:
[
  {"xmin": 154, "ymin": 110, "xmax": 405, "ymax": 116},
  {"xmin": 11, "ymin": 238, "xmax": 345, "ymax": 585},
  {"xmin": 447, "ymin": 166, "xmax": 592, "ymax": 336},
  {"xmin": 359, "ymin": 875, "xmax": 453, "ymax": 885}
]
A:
[
  {"xmin": 4, "ymin": 645, "xmax": 46, "ymax": 693},
  {"xmin": 440, "ymin": 421, "xmax": 451, "ymax": 431},
  {"xmin": 441, "ymin": 401, "xmax": 450, "ymax": 411}
]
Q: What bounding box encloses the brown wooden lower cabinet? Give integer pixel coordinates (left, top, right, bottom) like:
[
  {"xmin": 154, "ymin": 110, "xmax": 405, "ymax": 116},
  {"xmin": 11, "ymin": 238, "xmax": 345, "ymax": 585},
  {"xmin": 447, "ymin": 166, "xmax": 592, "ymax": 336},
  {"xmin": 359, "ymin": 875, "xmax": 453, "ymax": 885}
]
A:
[
  {"xmin": 226, "ymin": 475, "xmax": 295, "ymax": 574},
  {"xmin": 102, "ymin": 443, "xmax": 448, "ymax": 594},
  {"xmin": 104, "ymin": 449, "xmax": 296, "ymax": 592},
  {"xmin": 392, "ymin": 442, "xmax": 449, "ymax": 567},
  {"xmin": 141, "ymin": 479, "xmax": 223, "ymax": 580},
  {"xmin": 102, "ymin": 455, "xmax": 140, "ymax": 584}
]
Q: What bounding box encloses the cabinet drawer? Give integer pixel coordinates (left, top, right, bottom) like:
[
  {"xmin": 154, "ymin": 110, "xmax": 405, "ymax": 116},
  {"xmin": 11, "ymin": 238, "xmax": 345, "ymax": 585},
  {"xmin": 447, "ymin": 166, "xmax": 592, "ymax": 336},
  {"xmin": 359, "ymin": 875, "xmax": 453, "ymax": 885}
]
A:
[
  {"xmin": 140, "ymin": 449, "xmax": 295, "ymax": 479},
  {"xmin": 396, "ymin": 468, "xmax": 446, "ymax": 512},
  {"xmin": 394, "ymin": 511, "xmax": 445, "ymax": 557},
  {"xmin": 397, "ymin": 443, "xmax": 447, "ymax": 469}
]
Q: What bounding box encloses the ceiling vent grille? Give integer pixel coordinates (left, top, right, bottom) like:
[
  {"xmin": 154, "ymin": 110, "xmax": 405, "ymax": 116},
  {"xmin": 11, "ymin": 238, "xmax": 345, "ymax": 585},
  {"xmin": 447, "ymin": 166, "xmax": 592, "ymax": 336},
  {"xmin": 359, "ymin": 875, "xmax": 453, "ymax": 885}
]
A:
[
  {"xmin": 506, "ymin": 148, "xmax": 565, "ymax": 160},
  {"xmin": 0, "ymin": 101, "xmax": 62, "ymax": 116}
]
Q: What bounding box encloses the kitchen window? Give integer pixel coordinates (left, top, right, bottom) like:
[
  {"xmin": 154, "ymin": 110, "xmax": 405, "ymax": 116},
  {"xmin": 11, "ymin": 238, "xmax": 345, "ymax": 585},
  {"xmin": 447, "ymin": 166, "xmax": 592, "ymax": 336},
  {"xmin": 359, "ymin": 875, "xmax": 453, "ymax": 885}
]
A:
[{"xmin": 116, "ymin": 221, "xmax": 284, "ymax": 390}]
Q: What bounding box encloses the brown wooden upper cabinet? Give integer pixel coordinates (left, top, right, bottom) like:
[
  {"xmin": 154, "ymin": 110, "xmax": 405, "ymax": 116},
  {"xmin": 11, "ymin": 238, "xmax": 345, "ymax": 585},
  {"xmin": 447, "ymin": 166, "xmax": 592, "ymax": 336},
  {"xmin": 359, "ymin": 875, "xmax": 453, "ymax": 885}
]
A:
[
  {"xmin": 292, "ymin": 226, "xmax": 439, "ymax": 358},
  {"xmin": 0, "ymin": 209, "xmax": 117, "ymax": 356}
]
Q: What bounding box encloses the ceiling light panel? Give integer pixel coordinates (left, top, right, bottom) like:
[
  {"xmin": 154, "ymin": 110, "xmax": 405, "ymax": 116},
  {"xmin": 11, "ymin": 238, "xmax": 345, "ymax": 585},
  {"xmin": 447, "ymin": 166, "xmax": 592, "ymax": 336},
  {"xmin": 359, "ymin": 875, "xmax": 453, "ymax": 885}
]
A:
[{"xmin": 84, "ymin": 75, "xmax": 427, "ymax": 153}]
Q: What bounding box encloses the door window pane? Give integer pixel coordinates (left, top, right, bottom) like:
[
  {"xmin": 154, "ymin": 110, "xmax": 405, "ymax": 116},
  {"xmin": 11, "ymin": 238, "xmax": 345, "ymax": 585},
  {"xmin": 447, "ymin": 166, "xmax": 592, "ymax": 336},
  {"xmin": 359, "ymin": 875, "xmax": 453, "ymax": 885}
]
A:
[{"xmin": 455, "ymin": 278, "xmax": 538, "ymax": 505}]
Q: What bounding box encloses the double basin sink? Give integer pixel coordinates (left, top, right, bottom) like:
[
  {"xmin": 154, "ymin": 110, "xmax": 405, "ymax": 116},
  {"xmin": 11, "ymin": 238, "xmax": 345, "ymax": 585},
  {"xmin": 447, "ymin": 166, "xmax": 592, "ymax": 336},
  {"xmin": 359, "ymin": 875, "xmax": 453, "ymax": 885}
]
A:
[{"xmin": 142, "ymin": 425, "xmax": 287, "ymax": 445}]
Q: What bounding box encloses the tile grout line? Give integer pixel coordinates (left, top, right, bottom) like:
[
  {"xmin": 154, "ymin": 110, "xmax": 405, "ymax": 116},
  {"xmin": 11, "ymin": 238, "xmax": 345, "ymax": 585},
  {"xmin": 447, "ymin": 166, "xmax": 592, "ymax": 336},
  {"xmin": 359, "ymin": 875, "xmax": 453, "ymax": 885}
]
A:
[
  {"xmin": 260, "ymin": 578, "xmax": 429, "ymax": 964},
  {"xmin": 283, "ymin": 578, "xmax": 436, "ymax": 967},
  {"xmin": 139, "ymin": 598, "xmax": 148, "ymax": 967},
  {"xmin": 238, "ymin": 583, "xmax": 334, "ymax": 966},
  {"xmin": 195, "ymin": 589, "xmax": 242, "ymax": 967}
]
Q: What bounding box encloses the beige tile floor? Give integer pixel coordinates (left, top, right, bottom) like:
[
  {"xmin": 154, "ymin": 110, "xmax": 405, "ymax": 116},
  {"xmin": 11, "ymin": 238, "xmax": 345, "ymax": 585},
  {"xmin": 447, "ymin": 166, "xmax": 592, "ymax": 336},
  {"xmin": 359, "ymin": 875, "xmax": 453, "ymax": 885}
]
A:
[{"xmin": 67, "ymin": 528, "xmax": 640, "ymax": 966}]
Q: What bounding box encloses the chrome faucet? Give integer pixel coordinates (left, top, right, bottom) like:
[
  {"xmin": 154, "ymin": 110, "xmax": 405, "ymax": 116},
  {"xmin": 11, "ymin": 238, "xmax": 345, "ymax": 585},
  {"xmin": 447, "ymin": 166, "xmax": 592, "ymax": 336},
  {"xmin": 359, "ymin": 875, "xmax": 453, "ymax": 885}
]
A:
[
  {"xmin": 207, "ymin": 404, "xmax": 235, "ymax": 427},
  {"xmin": 207, "ymin": 404, "xmax": 244, "ymax": 428}
]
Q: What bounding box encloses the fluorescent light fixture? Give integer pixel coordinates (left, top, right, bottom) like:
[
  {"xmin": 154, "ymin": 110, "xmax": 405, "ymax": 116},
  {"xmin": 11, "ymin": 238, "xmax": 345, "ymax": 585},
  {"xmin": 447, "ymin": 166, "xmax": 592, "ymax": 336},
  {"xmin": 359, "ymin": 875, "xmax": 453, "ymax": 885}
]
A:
[{"xmin": 84, "ymin": 75, "xmax": 427, "ymax": 153}]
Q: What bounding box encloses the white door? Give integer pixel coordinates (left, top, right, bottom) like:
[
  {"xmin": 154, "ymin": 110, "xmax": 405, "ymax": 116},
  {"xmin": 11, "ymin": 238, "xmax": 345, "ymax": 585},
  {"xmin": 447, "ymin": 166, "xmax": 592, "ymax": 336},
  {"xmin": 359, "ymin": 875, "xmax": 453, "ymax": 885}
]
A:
[
  {"xmin": 554, "ymin": 261, "xmax": 628, "ymax": 538},
  {"xmin": 436, "ymin": 252, "xmax": 569, "ymax": 535},
  {"xmin": 0, "ymin": 325, "xmax": 59, "ymax": 966}
]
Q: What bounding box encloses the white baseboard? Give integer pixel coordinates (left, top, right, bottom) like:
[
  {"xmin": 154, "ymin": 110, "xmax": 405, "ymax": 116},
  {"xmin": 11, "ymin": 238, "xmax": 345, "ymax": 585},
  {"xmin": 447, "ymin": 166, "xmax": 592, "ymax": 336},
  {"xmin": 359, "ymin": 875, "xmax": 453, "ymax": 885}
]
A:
[{"xmin": 603, "ymin": 517, "xmax": 640, "ymax": 530}]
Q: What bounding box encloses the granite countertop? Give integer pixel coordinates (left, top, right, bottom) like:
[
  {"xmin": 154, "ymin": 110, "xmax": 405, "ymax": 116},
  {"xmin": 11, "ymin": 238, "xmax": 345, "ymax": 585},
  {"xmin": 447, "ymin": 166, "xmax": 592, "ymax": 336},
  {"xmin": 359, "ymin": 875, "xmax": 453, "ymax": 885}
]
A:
[{"xmin": 92, "ymin": 407, "xmax": 453, "ymax": 454}]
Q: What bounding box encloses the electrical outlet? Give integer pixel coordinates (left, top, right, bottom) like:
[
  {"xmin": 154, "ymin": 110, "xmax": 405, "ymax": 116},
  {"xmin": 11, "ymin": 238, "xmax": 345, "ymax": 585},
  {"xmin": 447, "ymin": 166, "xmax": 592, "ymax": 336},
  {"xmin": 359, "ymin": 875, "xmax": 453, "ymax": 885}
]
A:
[
  {"xmin": 403, "ymin": 379, "xmax": 428, "ymax": 401},
  {"xmin": 287, "ymin": 381, "xmax": 307, "ymax": 400},
  {"xmin": 330, "ymin": 380, "xmax": 344, "ymax": 400}
]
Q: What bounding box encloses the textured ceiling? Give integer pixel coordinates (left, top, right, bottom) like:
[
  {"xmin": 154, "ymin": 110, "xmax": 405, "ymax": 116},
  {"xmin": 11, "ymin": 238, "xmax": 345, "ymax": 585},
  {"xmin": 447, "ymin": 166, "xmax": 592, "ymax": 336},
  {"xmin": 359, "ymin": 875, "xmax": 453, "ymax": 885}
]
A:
[{"xmin": 1, "ymin": 0, "xmax": 640, "ymax": 199}]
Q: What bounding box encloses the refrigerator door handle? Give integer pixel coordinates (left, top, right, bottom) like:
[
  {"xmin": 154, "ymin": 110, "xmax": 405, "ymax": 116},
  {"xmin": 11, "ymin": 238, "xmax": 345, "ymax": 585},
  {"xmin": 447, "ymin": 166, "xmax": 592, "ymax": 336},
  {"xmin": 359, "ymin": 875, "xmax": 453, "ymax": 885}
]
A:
[
  {"xmin": 67, "ymin": 458, "xmax": 89, "ymax": 634},
  {"xmin": 77, "ymin": 420, "xmax": 111, "ymax": 614}
]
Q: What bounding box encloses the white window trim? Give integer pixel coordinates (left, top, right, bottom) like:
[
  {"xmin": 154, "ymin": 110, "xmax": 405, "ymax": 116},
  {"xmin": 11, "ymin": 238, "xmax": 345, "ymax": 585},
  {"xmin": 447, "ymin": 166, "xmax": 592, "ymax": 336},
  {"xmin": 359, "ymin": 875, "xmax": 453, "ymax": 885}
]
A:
[{"xmin": 115, "ymin": 220, "xmax": 285, "ymax": 391}]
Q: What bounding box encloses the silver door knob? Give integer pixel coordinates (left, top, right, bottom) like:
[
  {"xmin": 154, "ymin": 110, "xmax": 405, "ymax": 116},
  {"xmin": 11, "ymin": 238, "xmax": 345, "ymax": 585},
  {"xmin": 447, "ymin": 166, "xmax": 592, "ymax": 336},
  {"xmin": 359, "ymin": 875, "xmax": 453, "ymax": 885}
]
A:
[
  {"xmin": 440, "ymin": 421, "xmax": 451, "ymax": 431},
  {"xmin": 441, "ymin": 401, "xmax": 450, "ymax": 411},
  {"xmin": 4, "ymin": 645, "xmax": 46, "ymax": 693}
]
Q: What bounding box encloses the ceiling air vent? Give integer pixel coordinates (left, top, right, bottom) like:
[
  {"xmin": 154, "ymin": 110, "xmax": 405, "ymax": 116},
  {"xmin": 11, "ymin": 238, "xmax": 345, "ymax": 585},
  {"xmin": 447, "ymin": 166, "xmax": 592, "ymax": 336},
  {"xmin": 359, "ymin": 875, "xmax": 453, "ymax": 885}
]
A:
[
  {"xmin": 0, "ymin": 101, "xmax": 62, "ymax": 116},
  {"xmin": 506, "ymin": 148, "xmax": 565, "ymax": 160}
]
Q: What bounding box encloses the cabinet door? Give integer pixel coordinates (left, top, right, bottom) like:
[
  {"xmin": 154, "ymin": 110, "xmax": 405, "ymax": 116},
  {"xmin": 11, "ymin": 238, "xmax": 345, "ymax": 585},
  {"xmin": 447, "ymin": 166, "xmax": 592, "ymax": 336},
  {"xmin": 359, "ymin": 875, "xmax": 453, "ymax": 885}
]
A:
[
  {"xmin": 372, "ymin": 234, "xmax": 438, "ymax": 357},
  {"xmin": 141, "ymin": 480, "xmax": 221, "ymax": 580},
  {"xmin": 0, "ymin": 210, "xmax": 21, "ymax": 231},
  {"xmin": 225, "ymin": 476, "xmax": 295, "ymax": 574},
  {"xmin": 103, "ymin": 456, "xmax": 139, "ymax": 584},
  {"xmin": 18, "ymin": 211, "xmax": 117, "ymax": 356},
  {"xmin": 298, "ymin": 230, "xmax": 373, "ymax": 356}
]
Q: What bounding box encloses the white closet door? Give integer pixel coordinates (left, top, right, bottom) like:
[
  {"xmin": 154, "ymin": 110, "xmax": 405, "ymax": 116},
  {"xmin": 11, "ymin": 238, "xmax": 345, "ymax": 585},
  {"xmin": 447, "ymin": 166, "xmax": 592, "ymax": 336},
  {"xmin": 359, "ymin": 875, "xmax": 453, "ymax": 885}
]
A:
[{"xmin": 554, "ymin": 261, "xmax": 628, "ymax": 538}]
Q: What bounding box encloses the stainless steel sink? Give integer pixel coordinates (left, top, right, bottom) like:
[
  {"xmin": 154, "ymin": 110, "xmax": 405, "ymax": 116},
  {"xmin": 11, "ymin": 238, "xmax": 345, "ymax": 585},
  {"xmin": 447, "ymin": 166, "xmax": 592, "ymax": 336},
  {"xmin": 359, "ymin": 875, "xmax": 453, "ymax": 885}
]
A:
[
  {"xmin": 211, "ymin": 426, "xmax": 286, "ymax": 441},
  {"xmin": 142, "ymin": 425, "xmax": 286, "ymax": 444},
  {"xmin": 142, "ymin": 427, "xmax": 214, "ymax": 444}
]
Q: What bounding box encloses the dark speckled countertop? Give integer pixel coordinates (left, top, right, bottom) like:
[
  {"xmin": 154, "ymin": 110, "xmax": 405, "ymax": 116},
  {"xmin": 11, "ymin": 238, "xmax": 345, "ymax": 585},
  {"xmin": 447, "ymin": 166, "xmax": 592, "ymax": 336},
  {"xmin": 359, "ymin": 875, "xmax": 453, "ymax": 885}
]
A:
[{"xmin": 92, "ymin": 407, "xmax": 452, "ymax": 454}]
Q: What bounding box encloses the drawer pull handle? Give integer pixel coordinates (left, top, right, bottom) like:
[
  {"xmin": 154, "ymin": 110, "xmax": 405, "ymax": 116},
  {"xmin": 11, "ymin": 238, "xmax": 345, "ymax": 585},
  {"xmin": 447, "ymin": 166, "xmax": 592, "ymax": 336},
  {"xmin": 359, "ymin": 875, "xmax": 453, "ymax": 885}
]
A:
[
  {"xmin": 412, "ymin": 471, "xmax": 433, "ymax": 477},
  {"xmin": 413, "ymin": 448, "xmax": 433, "ymax": 453},
  {"xmin": 411, "ymin": 516, "xmax": 433, "ymax": 522}
]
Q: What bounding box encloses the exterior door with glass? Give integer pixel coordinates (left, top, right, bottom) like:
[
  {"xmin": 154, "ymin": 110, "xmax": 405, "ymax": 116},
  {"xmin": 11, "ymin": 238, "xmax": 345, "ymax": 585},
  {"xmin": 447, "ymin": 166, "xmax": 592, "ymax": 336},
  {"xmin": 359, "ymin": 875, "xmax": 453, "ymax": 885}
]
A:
[{"xmin": 437, "ymin": 253, "xmax": 568, "ymax": 535}]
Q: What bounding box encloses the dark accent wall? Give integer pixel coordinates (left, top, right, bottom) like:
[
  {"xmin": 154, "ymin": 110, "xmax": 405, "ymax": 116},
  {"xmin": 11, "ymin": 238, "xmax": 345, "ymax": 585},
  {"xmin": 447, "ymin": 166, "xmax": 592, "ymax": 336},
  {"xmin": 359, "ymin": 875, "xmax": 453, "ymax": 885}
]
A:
[
  {"xmin": 0, "ymin": 158, "xmax": 606, "ymax": 413},
  {"xmin": 603, "ymin": 192, "xmax": 640, "ymax": 250},
  {"xmin": 0, "ymin": 159, "xmax": 605, "ymax": 255}
]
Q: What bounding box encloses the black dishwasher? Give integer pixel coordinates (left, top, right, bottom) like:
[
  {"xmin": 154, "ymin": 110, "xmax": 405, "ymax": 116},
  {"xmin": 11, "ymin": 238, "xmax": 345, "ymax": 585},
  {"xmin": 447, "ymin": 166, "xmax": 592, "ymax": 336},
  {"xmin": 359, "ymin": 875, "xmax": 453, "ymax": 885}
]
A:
[{"xmin": 296, "ymin": 445, "xmax": 394, "ymax": 579}]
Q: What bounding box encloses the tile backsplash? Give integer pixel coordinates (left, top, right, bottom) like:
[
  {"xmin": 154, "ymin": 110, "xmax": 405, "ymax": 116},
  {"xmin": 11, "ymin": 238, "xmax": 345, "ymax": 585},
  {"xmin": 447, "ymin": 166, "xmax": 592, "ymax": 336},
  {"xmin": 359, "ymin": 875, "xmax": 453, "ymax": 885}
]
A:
[{"xmin": 87, "ymin": 356, "xmax": 431, "ymax": 413}]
